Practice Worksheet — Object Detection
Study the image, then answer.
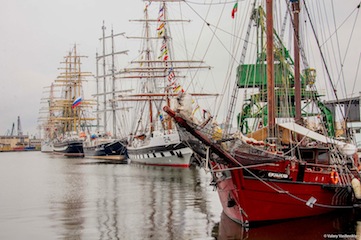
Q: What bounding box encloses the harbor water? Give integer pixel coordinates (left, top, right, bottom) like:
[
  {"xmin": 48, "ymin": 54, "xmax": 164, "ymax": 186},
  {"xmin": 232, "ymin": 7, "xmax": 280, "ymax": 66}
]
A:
[{"xmin": 0, "ymin": 151, "xmax": 359, "ymax": 240}]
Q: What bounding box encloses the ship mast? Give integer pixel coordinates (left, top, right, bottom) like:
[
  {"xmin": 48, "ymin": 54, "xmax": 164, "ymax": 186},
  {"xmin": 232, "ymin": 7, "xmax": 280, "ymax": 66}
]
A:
[
  {"xmin": 97, "ymin": 23, "xmax": 128, "ymax": 137},
  {"xmin": 292, "ymin": 0, "xmax": 301, "ymax": 123},
  {"xmin": 145, "ymin": 6, "xmax": 154, "ymax": 133},
  {"xmin": 102, "ymin": 24, "xmax": 107, "ymax": 133},
  {"xmin": 74, "ymin": 46, "xmax": 81, "ymax": 133},
  {"xmin": 121, "ymin": 0, "xmax": 212, "ymax": 138},
  {"xmin": 53, "ymin": 45, "xmax": 95, "ymax": 135},
  {"xmin": 266, "ymin": 0, "xmax": 275, "ymax": 139}
]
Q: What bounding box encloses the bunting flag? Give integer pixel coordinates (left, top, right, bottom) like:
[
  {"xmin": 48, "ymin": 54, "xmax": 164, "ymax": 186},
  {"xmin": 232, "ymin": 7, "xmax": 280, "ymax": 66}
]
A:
[
  {"xmin": 163, "ymin": 55, "xmax": 168, "ymax": 61},
  {"xmin": 231, "ymin": 2, "xmax": 238, "ymax": 19},
  {"xmin": 160, "ymin": 44, "xmax": 167, "ymax": 52},
  {"xmin": 157, "ymin": 22, "xmax": 165, "ymax": 31},
  {"xmin": 158, "ymin": 6, "xmax": 164, "ymax": 21},
  {"xmin": 173, "ymin": 85, "xmax": 184, "ymax": 93},
  {"xmin": 168, "ymin": 68, "xmax": 175, "ymax": 81},
  {"xmin": 158, "ymin": 29, "xmax": 164, "ymax": 37},
  {"xmin": 72, "ymin": 96, "xmax": 82, "ymax": 108},
  {"xmin": 159, "ymin": 112, "xmax": 164, "ymax": 122},
  {"xmin": 169, "ymin": 80, "xmax": 176, "ymax": 87},
  {"xmin": 158, "ymin": 49, "xmax": 168, "ymax": 59}
]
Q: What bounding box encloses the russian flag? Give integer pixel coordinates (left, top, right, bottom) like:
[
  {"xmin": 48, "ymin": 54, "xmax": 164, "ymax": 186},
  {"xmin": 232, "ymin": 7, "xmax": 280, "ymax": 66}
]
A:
[{"xmin": 72, "ymin": 96, "xmax": 82, "ymax": 108}]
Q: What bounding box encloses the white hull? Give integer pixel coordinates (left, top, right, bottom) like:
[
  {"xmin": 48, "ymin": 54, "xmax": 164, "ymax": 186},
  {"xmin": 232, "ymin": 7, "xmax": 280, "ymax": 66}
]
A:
[
  {"xmin": 128, "ymin": 132, "xmax": 192, "ymax": 167},
  {"xmin": 129, "ymin": 146, "xmax": 192, "ymax": 167},
  {"xmin": 41, "ymin": 141, "xmax": 53, "ymax": 153}
]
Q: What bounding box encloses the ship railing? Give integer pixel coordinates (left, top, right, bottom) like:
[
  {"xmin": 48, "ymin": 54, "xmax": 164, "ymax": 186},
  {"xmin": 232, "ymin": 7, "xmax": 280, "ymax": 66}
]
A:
[{"xmin": 304, "ymin": 162, "xmax": 354, "ymax": 186}]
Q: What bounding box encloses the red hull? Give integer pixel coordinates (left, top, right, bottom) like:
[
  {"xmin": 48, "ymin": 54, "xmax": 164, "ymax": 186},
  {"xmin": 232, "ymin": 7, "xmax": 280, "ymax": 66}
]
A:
[{"xmin": 216, "ymin": 167, "xmax": 350, "ymax": 224}]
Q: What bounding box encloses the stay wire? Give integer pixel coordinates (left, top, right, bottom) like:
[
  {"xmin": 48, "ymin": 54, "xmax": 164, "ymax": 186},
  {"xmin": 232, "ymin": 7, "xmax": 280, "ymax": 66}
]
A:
[
  {"xmin": 339, "ymin": 3, "xmax": 361, "ymax": 122},
  {"xmin": 320, "ymin": 1, "xmax": 361, "ymax": 48},
  {"xmin": 302, "ymin": 0, "xmax": 345, "ymax": 121}
]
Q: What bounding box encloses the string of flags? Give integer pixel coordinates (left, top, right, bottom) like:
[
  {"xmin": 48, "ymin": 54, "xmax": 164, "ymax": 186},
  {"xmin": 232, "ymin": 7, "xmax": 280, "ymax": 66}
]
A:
[
  {"xmin": 167, "ymin": 67, "xmax": 184, "ymax": 93},
  {"xmin": 141, "ymin": 2, "xmax": 208, "ymax": 124},
  {"xmin": 157, "ymin": 5, "xmax": 168, "ymax": 61},
  {"xmin": 156, "ymin": 4, "xmax": 184, "ymax": 93}
]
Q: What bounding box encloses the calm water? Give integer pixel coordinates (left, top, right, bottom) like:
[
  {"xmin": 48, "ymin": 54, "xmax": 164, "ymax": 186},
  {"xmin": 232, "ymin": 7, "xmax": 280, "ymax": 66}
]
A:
[{"xmin": 0, "ymin": 151, "xmax": 359, "ymax": 240}]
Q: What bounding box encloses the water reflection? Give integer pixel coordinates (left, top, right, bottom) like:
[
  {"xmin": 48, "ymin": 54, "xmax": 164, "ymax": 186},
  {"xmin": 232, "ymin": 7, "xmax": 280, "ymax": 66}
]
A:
[
  {"xmin": 113, "ymin": 165, "xmax": 217, "ymax": 239},
  {"xmin": 48, "ymin": 158, "xmax": 86, "ymax": 239},
  {"xmin": 213, "ymin": 210, "xmax": 359, "ymax": 240},
  {"xmin": 1, "ymin": 152, "xmax": 361, "ymax": 239},
  {"xmin": 95, "ymin": 165, "xmax": 120, "ymax": 240},
  {"xmin": 47, "ymin": 159, "xmax": 218, "ymax": 239}
]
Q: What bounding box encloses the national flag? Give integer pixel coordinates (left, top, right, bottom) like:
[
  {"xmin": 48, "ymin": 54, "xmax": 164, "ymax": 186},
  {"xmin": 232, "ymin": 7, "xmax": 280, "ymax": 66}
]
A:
[
  {"xmin": 72, "ymin": 96, "xmax": 82, "ymax": 108},
  {"xmin": 231, "ymin": 2, "xmax": 238, "ymax": 19}
]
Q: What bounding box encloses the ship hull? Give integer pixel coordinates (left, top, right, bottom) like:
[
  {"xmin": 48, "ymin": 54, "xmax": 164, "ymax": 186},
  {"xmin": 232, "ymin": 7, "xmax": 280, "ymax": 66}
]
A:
[
  {"xmin": 41, "ymin": 141, "xmax": 53, "ymax": 153},
  {"xmin": 128, "ymin": 143, "xmax": 192, "ymax": 168},
  {"xmin": 84, "ymin": 140, "xmax": 128, "ymax": 162},
  {"xmin": 53, "ymin": 140, "xmax": 84, "ymax": 157},
  {"xmin": 214, "ymin": 164, "xmax": 353, "ymax": 225}
]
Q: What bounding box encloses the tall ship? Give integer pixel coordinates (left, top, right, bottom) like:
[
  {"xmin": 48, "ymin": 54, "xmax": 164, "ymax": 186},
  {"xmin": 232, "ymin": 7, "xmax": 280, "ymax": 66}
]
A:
[
  {"xmin": 39, "ymin": 83, "xmax": 56, "ymax": 153},
  {"xmin": 165, "ymin": 0, "xmax": 361, "ymax": 226},
  {"xmin": 83, "ymin": 23, "xmax": 129, "ymax": 161},
  {"xmin": 118, "ymin": 0, "xmax": 216, "ymax": 167},
  {"xmin": 40, "ymin": 45, "xmax": 95, "ymax": 157}
]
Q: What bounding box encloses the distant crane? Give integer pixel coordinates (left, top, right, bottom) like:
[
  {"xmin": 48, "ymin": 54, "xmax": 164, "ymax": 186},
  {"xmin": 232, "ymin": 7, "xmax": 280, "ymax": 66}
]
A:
[
  {"xmin": 5, "ymin": 117, "xmax": 24, "ymax": 137},
  {"xmin": 10, "ymin": 122, "xmax": 15, "ymax": 136},
  {"xmin": 17, "ymin": 116, "xmax": 24, "ymax": 144},
  {"xmin": 17, "ymin": 116, "xmax": 23, "ymax": 136}
]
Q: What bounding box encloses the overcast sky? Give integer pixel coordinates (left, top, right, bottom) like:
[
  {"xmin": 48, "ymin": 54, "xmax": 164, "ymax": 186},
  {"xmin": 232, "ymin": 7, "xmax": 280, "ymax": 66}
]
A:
[
  {"xmin": 0, "ymin": 0, "xmax": 360, "ymax": 137},
  {"xmin": 0, "ymin": 0, "xmax": 145, "ymax": 137}
]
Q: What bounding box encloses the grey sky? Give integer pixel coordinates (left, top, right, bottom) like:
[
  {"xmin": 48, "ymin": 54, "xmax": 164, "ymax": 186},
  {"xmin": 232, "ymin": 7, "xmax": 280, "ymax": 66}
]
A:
[
  {"xmin": 0, "ymin": 0, "xmax": 144, "ymax": 137},
  {"xmin": 0, "ymin": 0, "xmax": 360, "ymax": 137}
]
